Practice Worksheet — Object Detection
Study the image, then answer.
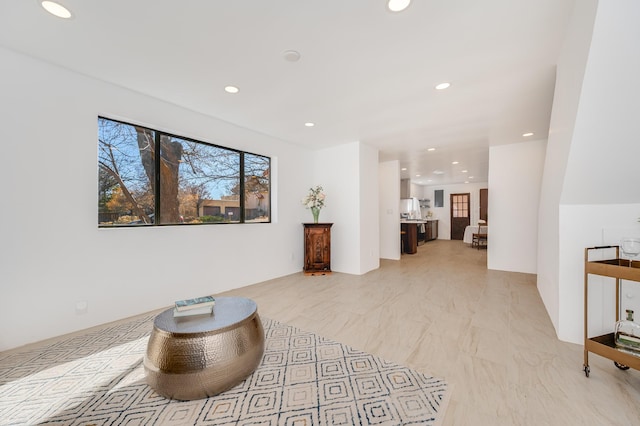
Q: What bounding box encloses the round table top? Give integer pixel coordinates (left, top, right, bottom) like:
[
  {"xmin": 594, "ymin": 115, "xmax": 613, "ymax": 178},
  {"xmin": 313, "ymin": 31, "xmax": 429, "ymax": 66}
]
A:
[{"xmin": 154, "ymin": 296, "xmax": 257, "ymax": 335}]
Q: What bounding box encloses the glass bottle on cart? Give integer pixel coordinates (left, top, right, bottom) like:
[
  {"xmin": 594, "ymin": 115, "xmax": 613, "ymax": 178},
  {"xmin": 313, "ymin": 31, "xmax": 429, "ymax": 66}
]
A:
[{"xmin": 615, "ymin": 309, "xmax": 640, "ymax": 353}]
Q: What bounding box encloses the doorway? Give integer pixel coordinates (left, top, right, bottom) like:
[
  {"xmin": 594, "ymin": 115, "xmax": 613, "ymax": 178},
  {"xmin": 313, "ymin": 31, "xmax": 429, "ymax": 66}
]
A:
[
  {"xmin": 480, "ymin": 188, "xmax": 488, "ymax": 222},
  {"xmin": 450, "ymin": 193, "xmax": 470, "ymax": 240}
]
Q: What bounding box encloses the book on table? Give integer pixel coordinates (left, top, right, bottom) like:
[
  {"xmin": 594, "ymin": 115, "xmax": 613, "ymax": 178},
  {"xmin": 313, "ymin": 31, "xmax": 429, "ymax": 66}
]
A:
[
  {"xmin": 173, "ymin": 304, "xmax": 214, "ymax": 317},
  {"xmin": 174, "ymin": 295, "xmax": 215, "ymax": 312}
]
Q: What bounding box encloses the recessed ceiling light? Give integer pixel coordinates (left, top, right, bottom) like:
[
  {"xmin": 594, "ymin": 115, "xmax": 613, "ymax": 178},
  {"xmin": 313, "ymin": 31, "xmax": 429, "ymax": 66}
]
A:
[
  {"xmin": 523, "ymin": 132, "xmax": 534, "ymax": 137},
  {"xmin": 416, "ymin": 174, "xmax": 421, "ymax": 177},
  {"xmin": 461, "ymin": 170, "xmax": 468, "ymax": 173},
  {"xmin": 469, "ymin": 176, "xmax": 474, "ymax": 179},
  {"xmin": 427, "ymin": 179, "xmax": 432, "ymax": 182},
  {"xmin": 401, "ymin": 167, "xmax": 407, "ymax": 171},
  {"xmin": 224, "ymin": 86, "xmax": 239, "ymax": 94},
  {"xmin": 387, "ymin": 0, "xmax": 411, "ymax": 12},
  {"xmin": 464, "ymin": 181, "xmax": 469, "ymax": 184},
  {"xmin": 304, "ymin": 122, "xmax": 315, "ymax": 127},
  {"xmin": 427, "ymin": 148, "xmax": 436, "ymax": 151},
  {"xmin": 433, "ymin": 170, "xmax": 444, "ymax": 175},
  {"xmin": 435, "ymin": 82, "xmax": 451, "ymax": 90},
  {"xmin": 452, "ymin": 161, "xmax": 459, "ymax": 165},
  {"xmin": 41, "ymin": 1, "xmax": 73, "ymax": 18}
]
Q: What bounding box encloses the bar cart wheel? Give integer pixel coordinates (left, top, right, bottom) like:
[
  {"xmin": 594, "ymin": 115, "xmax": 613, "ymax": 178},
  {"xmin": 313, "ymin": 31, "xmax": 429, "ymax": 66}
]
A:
[
  {"xmin": 614, "ymin": 361, "xmax": 630, "ymax": 370},
  {"xmin": 583, "ymin": 365, "xmax": 590, "ymax": 377}
]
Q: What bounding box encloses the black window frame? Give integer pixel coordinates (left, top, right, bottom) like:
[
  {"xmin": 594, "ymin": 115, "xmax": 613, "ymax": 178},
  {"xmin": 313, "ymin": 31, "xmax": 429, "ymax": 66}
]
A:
[{"xmin": 98, "ymin": 116, "xmax": 271, "ymax": 227}]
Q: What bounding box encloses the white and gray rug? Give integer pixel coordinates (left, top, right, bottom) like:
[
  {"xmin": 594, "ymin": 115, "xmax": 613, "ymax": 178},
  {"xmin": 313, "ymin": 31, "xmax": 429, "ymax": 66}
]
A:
[{"xmin": 0, "ymin": 314, "xmax": 449, "ymax": 425}]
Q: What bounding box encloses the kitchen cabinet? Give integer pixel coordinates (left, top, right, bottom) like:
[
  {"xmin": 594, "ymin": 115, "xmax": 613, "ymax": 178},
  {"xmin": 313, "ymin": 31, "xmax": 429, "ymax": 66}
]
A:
[
  {"xmin": 402, "ymin": 220, "xmax": 438, "ymax": 254},
  {"xmin": 401, "ymin": 223, "xmax": 418, "ymax": 254},
  {"xmin": 303, "ymin": 223, "xmax": 332, "ymax": 275}
]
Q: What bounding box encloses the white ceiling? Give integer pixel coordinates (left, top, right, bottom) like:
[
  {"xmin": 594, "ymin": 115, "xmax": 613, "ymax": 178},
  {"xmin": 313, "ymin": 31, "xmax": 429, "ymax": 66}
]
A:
[{"xmin": 0, "ymin": 0, "xmax": 576, "ymax": 185}]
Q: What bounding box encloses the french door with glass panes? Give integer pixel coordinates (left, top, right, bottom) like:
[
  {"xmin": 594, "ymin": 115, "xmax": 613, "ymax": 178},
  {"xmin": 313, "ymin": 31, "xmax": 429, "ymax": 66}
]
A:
[{"xmin": 450, "ymin": 193, "xmax": 470, "ymax": 240}]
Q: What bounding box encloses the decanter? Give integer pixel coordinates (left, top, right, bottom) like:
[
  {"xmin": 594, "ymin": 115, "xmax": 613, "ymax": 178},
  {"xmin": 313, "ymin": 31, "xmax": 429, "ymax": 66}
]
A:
[{"xmin": 614, "ymin": 309, "xmax": 640, "ymax": 353}]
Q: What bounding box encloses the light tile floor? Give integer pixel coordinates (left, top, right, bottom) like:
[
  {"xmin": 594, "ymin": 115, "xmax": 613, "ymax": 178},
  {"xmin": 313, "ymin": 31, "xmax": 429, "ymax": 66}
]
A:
[{"xmin": 220, "ymin": 239, "xmax": 640, "ymax": 425}]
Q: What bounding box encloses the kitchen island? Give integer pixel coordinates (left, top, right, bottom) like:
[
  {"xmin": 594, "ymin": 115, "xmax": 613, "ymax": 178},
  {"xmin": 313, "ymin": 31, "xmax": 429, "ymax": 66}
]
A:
[{"xmin": 401, "ymin": 220, "xmax": 438, "ymax": 254}]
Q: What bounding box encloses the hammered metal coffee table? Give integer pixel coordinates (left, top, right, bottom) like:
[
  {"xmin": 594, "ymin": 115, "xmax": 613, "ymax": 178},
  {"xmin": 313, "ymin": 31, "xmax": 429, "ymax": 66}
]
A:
[{"xmin": 143, "ymin": 296, "xmax": 264, "ymax": 400}]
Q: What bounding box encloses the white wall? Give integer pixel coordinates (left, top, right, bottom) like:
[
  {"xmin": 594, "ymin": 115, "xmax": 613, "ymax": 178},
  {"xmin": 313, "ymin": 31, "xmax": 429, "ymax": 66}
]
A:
[
  {"xmin": 312, "ymin": 141, "xmax": 380, "ymax": 275},
  {"xmin": 0, "ymin": 47, "xmax": 314, "ymax": 351},
  {"xmin": 410, "ymin": 182, "xmax": 423, "ymax": 200},
  {"xmin": 538, "ymin": 0, "xmax": 640, "ymax": 344},
  {"xmin": 358, "ymin": 143, "xmax": 380, "ymax": 273},
  {"xmin": 421, "ymin": 183, "xmax": 488, "ymax": 240},
  {"xmin": 553, "ymin": 0, "xmax": 640, "ymax": 343},
  {"xmin": 537, "ymin": 0, "xmax": 598, "ymax": 336},
  {"xmin": 558, "ymin": 204, "xmax": 640, "ymax": 344},
  {"xmin": 379, "ymin": 161, "xmax": 401, "ymax": 260},
  {"xmin": 560, "ymin": 1, "xmax": 640, "ymax": 205},
  {"xmin": 488, "ymin": 139, "xmax": 546, "ymax": 274}
]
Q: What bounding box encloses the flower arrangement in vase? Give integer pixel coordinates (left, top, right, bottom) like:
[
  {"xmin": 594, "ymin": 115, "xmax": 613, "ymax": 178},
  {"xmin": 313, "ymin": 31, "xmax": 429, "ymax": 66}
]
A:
[{"xmin": 302, "ymin": 185, "xmax": 325, "ymax": 223}]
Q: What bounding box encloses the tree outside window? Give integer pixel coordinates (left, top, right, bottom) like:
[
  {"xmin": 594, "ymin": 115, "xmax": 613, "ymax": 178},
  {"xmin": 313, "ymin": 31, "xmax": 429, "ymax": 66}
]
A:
[{"xmin": 98, "ymin": 117, "xmax": 270, "ymax": 226}]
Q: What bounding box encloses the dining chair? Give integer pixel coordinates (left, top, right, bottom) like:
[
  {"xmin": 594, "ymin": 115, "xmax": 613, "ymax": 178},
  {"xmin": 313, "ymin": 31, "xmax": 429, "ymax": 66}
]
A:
[{"xmin": 472, "ymin": 220, "xmax": 487, "ymax": 249}]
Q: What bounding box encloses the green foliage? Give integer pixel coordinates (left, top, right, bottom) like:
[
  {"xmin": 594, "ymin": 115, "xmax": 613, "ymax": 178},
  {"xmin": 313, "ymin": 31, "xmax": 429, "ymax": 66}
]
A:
[{"xmin": 199, "ymin": 215, "xmax": 225, "ymax": 223}]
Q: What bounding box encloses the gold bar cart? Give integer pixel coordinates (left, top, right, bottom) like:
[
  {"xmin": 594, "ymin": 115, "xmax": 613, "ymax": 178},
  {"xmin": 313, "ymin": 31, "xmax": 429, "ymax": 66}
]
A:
[{"xmin": 583, "ymin": 245, "xmax": 640, "ymax": 377}]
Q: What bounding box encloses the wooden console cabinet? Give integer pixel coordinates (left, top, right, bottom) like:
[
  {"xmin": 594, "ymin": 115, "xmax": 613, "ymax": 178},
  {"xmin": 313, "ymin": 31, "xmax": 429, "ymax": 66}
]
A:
[{"xmin": 303, "ymin": 223, "xmax": 332, "ymax": 275}]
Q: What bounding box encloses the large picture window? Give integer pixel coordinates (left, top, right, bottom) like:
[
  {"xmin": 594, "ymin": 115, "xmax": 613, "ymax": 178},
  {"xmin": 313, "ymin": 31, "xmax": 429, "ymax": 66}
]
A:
[{"xmin": 98, "ymin": 117, "xmax": 270, "ymax": 227}]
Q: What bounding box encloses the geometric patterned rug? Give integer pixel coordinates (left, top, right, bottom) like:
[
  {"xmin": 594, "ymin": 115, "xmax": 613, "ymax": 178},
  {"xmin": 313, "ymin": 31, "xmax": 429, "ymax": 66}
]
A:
[{"xmin": 0, "ymin": 314, "xmax": 449, "ymax": 425}]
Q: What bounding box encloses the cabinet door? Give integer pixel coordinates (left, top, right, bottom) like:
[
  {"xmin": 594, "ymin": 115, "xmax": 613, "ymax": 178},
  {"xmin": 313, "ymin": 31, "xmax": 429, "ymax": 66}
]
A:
[{"xmin": 305, "ymin": 227, "xmax": 330, "ymax": 271}]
